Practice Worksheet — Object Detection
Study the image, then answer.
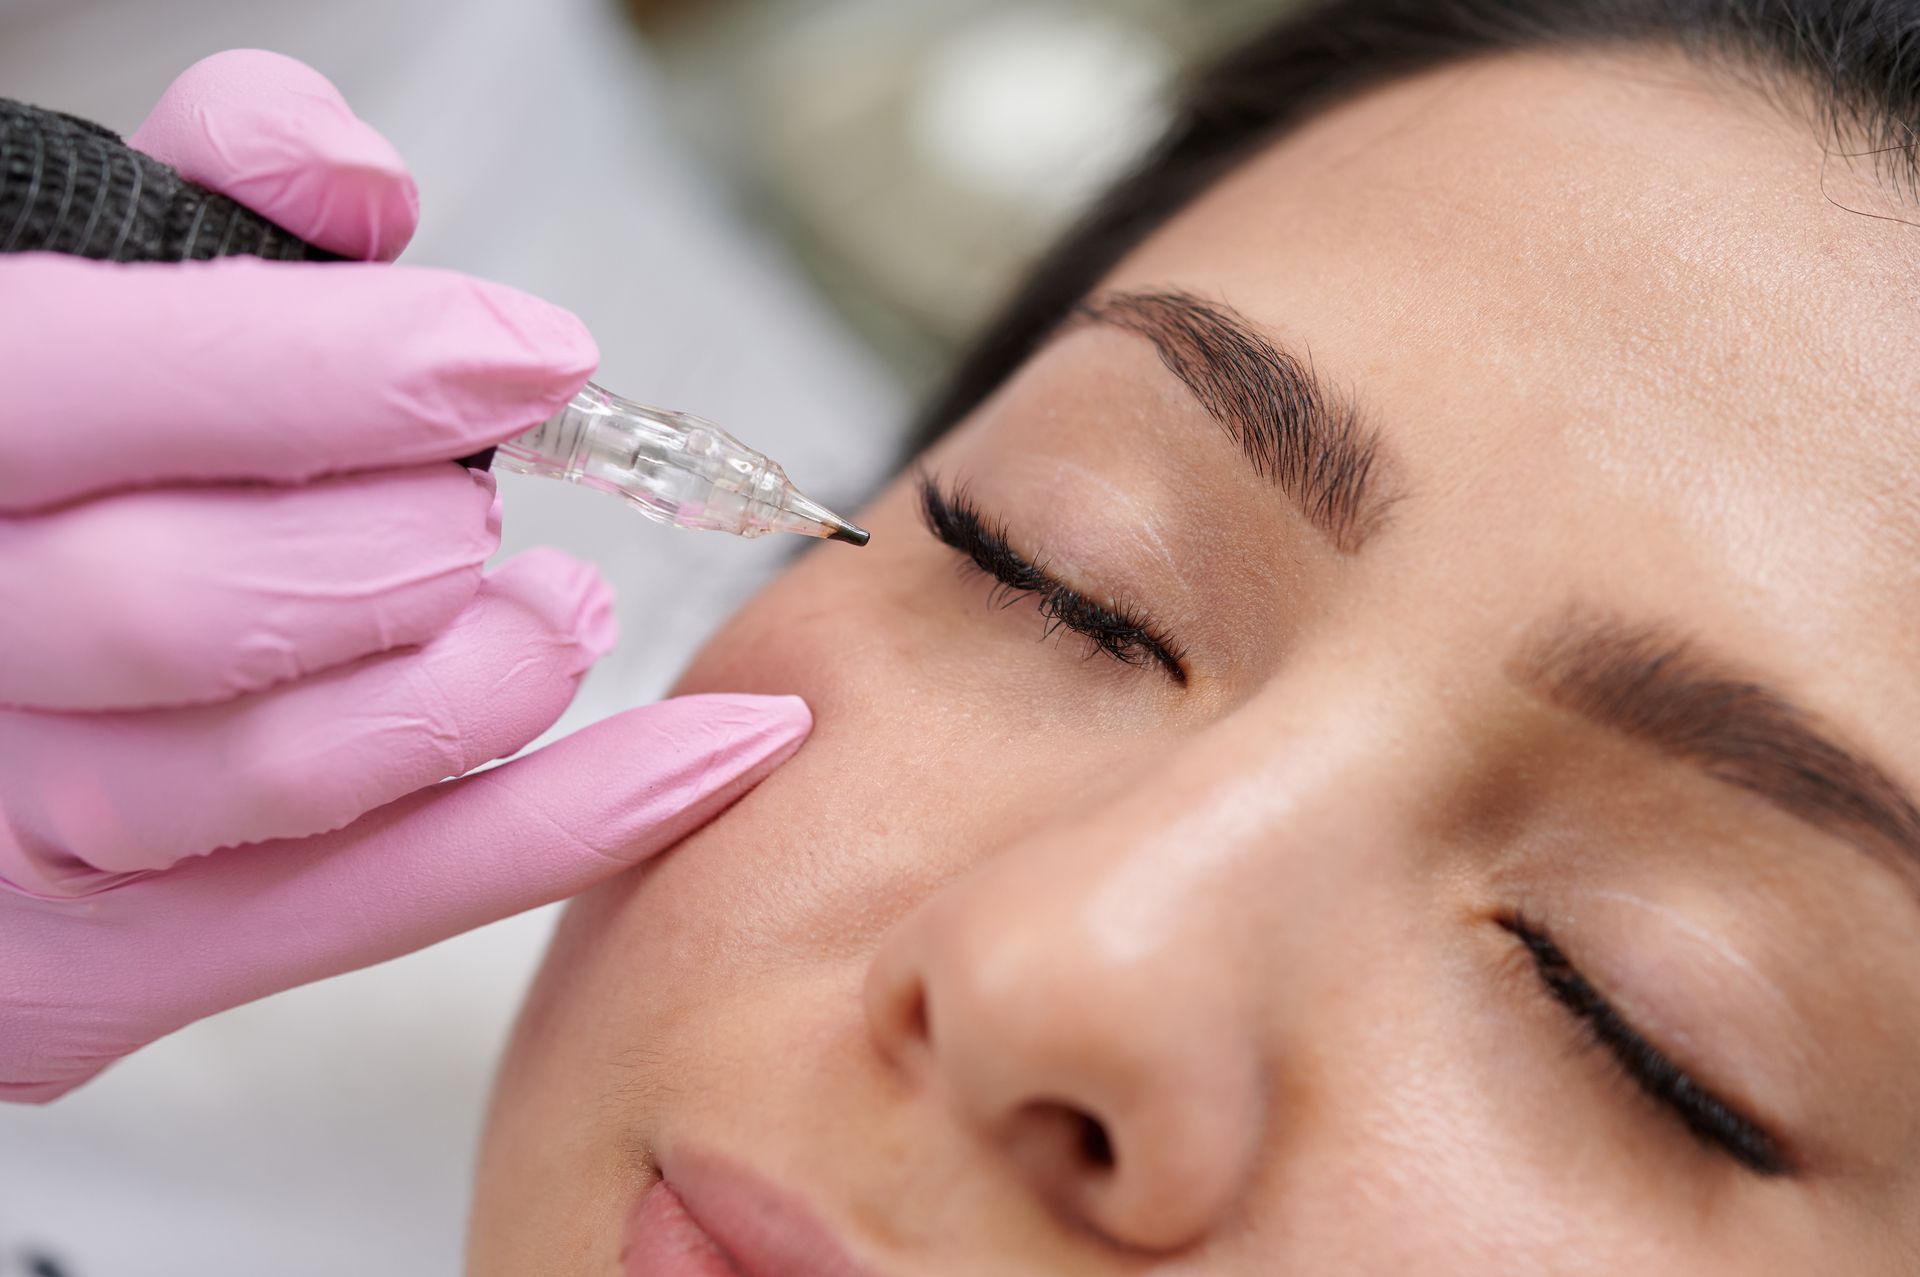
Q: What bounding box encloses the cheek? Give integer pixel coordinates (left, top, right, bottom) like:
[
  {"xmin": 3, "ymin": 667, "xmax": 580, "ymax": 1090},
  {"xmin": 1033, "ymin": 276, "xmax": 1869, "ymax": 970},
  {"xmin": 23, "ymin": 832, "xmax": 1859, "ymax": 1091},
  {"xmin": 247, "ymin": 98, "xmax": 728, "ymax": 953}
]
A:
[
  {"xmin": 651, "ymin": 490, "xmax": 1027, "ymax": 956},
  {"xmin": 670, "ymin": 571, "xmax": 927, "ymax": 755}
]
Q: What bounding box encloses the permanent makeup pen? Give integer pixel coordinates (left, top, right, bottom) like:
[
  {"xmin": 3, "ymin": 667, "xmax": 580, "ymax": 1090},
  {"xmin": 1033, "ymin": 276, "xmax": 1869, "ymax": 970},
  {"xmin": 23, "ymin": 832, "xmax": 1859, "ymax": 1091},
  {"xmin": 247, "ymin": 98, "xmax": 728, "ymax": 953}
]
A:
[
  {"xmin": 0, "ymin": 97, "xmax": 870, "ymax": 548},
  {"xmin": 473, "ymin": 381, "xmax": 870, "ymax": 545}
]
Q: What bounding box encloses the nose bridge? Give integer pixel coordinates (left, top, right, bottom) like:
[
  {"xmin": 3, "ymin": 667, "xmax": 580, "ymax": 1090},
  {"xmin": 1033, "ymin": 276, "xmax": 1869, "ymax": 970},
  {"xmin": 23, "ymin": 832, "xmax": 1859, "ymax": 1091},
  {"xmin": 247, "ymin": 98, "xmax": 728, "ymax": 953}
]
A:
[
  {"xmin": 1061, "ymin": 671, "xmax": 1425, "ymax": 962},
  {"xmin": 935, "ymin": 663, "xmax": 1436, "ymax": 1054}
]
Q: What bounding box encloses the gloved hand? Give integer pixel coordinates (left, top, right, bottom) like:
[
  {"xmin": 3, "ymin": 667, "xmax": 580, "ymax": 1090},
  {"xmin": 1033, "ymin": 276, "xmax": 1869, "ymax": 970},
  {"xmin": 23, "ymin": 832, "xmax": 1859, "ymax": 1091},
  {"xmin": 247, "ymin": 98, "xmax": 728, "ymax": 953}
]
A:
[{"xmin": 0, "ymin": 50, "xmax": 811, "ymax": 1103}]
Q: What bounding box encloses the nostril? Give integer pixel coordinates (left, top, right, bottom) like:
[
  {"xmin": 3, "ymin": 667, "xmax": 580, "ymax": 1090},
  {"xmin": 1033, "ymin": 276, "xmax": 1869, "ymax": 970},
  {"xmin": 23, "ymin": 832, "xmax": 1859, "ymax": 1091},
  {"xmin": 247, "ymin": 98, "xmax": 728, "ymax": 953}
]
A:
[
  {"xmin": 1001, "ymin": 1101, "xmax": 1121, "ymax": 1234},
  {"xmin": 864, "ymin": 950, "xmax": 938, "ymax": 1078},
  {"xmin": 1008, "ymin": 1100, "xmax": 1116, "ymax": 1173},
  {"xmin": 1078, "ymin": 1113, "xmax": 1115, "ymax": 1170},
  {"xmin": 906, "ymin": 984, "xmax": 931, "ymax": 1045}
]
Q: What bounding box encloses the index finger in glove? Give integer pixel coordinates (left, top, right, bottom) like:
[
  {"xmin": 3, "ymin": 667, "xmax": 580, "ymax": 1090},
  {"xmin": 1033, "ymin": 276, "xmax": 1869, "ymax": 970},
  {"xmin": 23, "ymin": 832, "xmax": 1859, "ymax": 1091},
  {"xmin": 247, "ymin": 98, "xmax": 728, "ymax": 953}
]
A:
[
  {"xmin": 0, "ymin": 463, "xmax": 500, "ymax": 712},
  {"xmin": 0, "ymin": 692, "xmax": 812, "ymax": 1102},
  {"xmin": 0, "ymin": 254, "xmax": 596, "ymax": 512},
  {"xmin": 129, "ymin": 49, "xmax": 418, "ymax": 262}
]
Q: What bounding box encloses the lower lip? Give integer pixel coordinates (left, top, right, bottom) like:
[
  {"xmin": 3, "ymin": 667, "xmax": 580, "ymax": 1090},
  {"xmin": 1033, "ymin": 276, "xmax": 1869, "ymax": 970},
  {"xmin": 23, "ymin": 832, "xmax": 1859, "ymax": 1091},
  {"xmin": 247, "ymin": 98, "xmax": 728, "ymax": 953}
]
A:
[{"xmin": 624, "ymin": 1181, "xmax": 743, "ymax": 1277}]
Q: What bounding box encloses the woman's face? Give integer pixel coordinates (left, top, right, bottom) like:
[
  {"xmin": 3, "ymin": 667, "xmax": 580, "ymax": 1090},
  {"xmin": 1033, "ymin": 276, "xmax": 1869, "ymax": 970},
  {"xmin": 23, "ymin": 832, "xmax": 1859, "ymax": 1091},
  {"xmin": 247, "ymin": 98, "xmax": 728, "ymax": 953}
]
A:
[{"xmin": 472, "ymin": 49, "xmax": 1920, "ymax": 1275}]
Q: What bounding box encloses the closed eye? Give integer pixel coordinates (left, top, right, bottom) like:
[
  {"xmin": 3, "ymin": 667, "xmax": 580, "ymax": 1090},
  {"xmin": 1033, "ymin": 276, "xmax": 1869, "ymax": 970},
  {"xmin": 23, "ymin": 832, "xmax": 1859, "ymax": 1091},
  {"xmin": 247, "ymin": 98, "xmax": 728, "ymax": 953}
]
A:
[
  {"xmin": 917, "ymin": 474, "xmax": 1187, "ymax": 685},
  {"xmin": 1501, "ymin": 912, "xmax": 1788, "ymax": 1176}
]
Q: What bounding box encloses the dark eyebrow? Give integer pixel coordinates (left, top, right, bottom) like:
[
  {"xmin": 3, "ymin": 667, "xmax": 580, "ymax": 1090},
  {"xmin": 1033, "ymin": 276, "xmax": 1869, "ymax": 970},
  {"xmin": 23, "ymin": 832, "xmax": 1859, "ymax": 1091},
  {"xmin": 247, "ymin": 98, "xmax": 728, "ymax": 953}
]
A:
[
  {"xmin": 1516, "ymin": 607, "xmax": 1920, "ymax": 880},
  {"xmin": 1068, "ymin": 289, "xmax": 1396, "ymax": 552}
]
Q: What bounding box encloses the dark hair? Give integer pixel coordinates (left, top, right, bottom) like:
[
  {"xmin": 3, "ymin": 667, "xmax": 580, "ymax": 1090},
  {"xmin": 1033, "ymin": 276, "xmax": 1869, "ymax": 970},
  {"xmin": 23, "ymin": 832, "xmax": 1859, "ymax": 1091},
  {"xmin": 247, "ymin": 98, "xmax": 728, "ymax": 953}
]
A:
[{"xmin": 911, "ymin": 0, "xmax": 1920, "ymax": 452}]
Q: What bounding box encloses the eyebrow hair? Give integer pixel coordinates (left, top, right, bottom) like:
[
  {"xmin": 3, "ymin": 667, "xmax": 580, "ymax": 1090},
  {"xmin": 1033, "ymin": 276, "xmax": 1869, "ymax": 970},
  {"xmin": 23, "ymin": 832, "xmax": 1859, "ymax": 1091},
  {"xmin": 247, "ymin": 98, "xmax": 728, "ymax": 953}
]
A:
[
  {"xmin": 1516, "ymin": 607, "xmax": 1920, "ymax": 878},
  {"xmin": 1069, "ymin": 290, "xmax": 1395, "ymax": 552}
]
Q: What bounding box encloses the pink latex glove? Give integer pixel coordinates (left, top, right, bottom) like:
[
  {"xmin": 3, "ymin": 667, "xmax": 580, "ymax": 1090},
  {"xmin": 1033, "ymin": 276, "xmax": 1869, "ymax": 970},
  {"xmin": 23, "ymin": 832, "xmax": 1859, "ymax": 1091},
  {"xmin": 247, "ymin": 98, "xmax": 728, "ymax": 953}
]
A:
[{"xmin": 0, "ymin": 51, "xmax": 812, "ymax": 1103}]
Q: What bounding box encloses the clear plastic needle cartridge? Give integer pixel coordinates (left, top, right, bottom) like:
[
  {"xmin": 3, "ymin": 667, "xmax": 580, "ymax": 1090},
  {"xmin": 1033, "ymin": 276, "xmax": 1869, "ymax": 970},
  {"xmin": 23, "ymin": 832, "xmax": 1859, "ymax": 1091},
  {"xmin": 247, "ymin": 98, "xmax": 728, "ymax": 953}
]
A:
[{"xmin": 484, "ymin": 382, "xmax": 870, "ymax": 546}]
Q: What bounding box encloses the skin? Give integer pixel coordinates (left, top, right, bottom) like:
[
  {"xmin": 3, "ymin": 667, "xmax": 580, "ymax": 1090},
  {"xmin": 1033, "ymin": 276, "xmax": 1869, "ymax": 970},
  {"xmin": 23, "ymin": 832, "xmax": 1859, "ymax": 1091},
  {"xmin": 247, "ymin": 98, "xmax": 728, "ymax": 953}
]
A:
[{"xmin": 470, "ymin": 46, "xmax": 1920, "ymax": 1275}]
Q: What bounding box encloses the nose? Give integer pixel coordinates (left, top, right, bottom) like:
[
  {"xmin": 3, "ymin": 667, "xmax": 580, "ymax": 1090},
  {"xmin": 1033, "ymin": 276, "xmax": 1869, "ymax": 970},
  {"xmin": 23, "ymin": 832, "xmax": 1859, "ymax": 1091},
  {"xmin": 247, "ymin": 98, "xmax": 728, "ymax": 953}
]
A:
[{"xmin": 864, "ymin": 813, "xmax": 1264, "ymax": 1254}]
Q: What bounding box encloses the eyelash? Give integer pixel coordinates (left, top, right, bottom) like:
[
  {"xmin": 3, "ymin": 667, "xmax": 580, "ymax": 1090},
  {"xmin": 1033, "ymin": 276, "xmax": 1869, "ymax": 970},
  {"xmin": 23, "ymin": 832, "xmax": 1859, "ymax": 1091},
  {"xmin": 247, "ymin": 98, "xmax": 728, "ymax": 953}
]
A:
[
  {"xmin": 917, "ymin": 476, "xmax": 1188, "ymax": 684},
  {"xmin": 1499, "ymin": 912, "xmax": 1788, "ymax": 1176}
]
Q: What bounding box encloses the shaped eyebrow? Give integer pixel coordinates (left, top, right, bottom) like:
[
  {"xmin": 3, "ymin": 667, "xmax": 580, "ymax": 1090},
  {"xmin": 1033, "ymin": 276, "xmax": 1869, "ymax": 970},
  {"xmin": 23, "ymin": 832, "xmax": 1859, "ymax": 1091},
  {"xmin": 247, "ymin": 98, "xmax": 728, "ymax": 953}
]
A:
[
  {"xmin": 1068, "ymin": 289, "xmax": 1396, "ymax": 552},
  {"xmin": 1516, "ymin": 606, "xmax": 1920, "ymax": 883}
]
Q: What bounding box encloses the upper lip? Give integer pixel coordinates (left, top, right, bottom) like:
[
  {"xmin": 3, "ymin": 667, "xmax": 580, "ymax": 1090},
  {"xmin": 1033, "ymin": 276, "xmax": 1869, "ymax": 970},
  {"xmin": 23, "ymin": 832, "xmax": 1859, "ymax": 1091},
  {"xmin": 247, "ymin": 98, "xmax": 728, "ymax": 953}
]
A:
[{"xmin": 664, "ymin": 1149, "xmax": 892, "ymax": 1277}]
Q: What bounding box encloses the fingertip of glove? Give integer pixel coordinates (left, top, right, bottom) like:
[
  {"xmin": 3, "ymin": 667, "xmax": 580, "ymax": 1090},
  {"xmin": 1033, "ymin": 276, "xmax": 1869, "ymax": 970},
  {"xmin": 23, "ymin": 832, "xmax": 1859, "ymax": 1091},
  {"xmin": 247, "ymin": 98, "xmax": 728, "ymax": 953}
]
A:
[
  {"xmin": 592, "ymin": 693, "xmax": 814, "ymax": 781},
  {"xmin": 432, "ymin": 691, "xmax": 812, "ymax": 879},
  {"xmin": 488, "ymin": 548, "xmax": 618, "ymax": 667},
  {"xmin": 130, "ymin": 49, "xmax": 420, "ymax": 261},
  {"xmin": 671, "ymin": 692, "xmax": 814, "ymax": 752},
  {"xmin": 572, "ymin": 693, "xmax": 813, "ymax": 862},
  {"xmin": 300, "ymin": 129, "xmax": 419, "ymax": 262},
  {"xmin": 575, "ymin": 574, "xmax": 618, "ymax": 663},
  {"xmin": 465, "ymin": 278, "xmax": 600, "ymax": 392},
  {"xmin": 628, "ymin": 692, "xmax": 815, "ymax": 787}
]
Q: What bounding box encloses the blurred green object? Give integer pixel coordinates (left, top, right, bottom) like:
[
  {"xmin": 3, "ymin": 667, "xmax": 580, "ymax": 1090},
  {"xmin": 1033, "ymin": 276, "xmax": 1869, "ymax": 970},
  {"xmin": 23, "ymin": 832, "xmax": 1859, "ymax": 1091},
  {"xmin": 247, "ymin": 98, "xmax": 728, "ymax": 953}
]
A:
[{"xmin": 634, "ymin": 0, "xmax": 1289, "ymax": 393}]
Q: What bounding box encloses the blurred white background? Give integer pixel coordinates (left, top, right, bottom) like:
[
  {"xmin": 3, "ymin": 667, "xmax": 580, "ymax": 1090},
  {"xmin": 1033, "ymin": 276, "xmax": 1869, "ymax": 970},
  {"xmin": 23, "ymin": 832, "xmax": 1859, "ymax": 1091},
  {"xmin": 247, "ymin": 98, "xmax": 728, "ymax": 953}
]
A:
[{"xmin": 0, "ymin": 0, "xmax": 1272, "ymax": 1271}]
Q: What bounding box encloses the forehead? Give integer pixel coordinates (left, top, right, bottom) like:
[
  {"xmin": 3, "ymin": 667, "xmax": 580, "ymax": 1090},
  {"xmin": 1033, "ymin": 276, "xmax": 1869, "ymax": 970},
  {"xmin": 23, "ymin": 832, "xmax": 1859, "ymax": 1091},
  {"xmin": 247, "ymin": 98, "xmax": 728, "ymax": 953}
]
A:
[{"xmin": 1091, "ymin": 47, "xmax": 1920, "ymax": 720}]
